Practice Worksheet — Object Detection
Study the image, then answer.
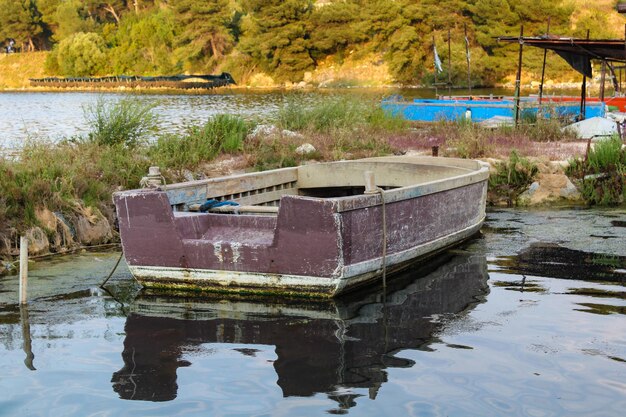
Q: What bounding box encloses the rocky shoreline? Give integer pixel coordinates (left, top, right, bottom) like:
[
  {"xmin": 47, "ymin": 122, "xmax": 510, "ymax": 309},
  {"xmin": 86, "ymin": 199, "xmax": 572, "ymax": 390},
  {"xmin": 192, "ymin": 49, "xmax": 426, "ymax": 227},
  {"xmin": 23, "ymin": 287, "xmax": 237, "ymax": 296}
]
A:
[{"xmin": 1, "ymin": 204, "xmax": 115, "ymax": 273}]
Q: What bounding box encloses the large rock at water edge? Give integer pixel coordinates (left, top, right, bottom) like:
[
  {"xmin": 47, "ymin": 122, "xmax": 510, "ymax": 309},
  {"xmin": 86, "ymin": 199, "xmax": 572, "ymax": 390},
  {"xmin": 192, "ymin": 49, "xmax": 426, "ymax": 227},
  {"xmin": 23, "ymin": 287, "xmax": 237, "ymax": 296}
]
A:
[
  {"xmin": 518, "ymin": 173, "xmax": 582, "ymax": 206},
  {"xmin": 74, "ymin": 210, "xmax": 113, "ymax": 246}
]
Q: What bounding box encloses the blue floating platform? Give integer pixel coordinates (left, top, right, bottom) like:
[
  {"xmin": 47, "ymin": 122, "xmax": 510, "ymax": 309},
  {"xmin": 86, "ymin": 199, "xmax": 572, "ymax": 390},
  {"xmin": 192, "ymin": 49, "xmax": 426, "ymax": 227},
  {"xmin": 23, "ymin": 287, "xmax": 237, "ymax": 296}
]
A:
[{"xmin": 382, "ymin": 97, "xmax": 606, "ymax": 122}]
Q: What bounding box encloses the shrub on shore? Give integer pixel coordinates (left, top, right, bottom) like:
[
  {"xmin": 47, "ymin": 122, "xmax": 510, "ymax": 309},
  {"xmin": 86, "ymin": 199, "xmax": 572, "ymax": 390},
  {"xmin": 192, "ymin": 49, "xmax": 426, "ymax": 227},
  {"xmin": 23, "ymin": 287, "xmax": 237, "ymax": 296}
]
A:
[
  {"xmin": 149, "ymin": 114, "xmax": 253, "ymax": 173},
  {"xmin": 0, "ymin": 140, "xmax": 150, "ymax": 233},
  {"xmin": 566, "ymin": 136, "xmax": 625, "ymax": 205},
  {"xmin": 488, "ymin": 150, "xmax": 539, "ymax": 206},
  {"xmin": 278, "ymin": 95, "xmax": 407, "ymax": 133},
  {"xmin": 84, "ymin": 97, "xmax": 159, "ymax": 147}
]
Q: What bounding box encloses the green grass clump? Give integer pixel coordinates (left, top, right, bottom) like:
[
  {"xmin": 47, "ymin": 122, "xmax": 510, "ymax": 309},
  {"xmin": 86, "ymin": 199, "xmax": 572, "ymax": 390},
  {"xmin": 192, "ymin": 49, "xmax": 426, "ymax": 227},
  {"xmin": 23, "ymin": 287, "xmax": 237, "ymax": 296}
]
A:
[
  {"xmin": 488, "ymin": 150, "xmax": 539, "ymax": 205},
  {"xmin": 149, "ymin": 114, "xmax": 252, "ymax": 172},
  {"xmin": 84, "ymin": 97, "xmax": 159, "ymax": 147},
  {"xmin": 443, "ymin": 119, "xmax": 493, "ymax": 158},
  {"xmin": 567, "ymin": 136, "xmax": 625, "ymax": 205},
  {"xmin": 0, "ymin": 140, "xmax": 150, "ymax": 233},
  {"xmin": 515, "ymin": 117, "xmax": 578, "ymax": 142},
  {"xmin": 278, "ymin": 95, "xmax": 406, "ymax": 133},
  {"xmin": 248, "ymin": 137, "xmax": 300, "ymax": 171}
]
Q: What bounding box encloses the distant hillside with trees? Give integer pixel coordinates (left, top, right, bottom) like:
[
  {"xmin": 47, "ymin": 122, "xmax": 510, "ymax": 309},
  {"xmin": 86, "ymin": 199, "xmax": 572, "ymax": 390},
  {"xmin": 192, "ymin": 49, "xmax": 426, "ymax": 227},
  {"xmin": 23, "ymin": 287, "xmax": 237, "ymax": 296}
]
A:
[{"xmin": 0, "ymin": 0, "xmax": 624, "ymax": 86}]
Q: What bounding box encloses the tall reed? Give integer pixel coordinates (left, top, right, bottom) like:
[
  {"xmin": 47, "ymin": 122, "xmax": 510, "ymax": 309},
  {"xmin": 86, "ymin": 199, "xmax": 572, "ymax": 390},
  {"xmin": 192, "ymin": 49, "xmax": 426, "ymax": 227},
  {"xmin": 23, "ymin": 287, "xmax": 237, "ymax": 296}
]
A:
[{"xmin": 84, "ymin": 97, "xmax": 159, "ymax": 147}]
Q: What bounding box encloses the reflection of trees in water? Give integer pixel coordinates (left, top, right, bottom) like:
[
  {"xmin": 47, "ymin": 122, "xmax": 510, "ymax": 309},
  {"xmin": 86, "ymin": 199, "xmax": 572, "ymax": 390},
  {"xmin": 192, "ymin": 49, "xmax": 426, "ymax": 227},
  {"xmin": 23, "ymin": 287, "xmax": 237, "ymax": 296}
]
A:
[{"xmin": 112, "ymin": 253, "xmax": 489, "ymax": 409}]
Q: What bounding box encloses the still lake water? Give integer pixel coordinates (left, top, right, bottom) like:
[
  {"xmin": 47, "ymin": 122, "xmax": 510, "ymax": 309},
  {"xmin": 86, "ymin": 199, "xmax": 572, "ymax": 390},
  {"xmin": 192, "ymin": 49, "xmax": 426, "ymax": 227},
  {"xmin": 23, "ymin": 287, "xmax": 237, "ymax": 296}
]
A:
[
  {"xmin": 0, "ymin": 87, "xmax": 518, "ymax": 150},
  {"xmin": 0, "ymin": 208, "xmax": 624, "ymax": 417}
]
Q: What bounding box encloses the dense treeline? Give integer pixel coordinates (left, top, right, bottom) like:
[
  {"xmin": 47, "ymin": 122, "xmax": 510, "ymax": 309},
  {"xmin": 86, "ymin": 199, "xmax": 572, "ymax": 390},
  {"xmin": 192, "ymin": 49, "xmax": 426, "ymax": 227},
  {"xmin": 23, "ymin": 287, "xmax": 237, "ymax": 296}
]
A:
[{"xmin": 0, "ymin": 0, "xmax": 623, "ymax": 85}]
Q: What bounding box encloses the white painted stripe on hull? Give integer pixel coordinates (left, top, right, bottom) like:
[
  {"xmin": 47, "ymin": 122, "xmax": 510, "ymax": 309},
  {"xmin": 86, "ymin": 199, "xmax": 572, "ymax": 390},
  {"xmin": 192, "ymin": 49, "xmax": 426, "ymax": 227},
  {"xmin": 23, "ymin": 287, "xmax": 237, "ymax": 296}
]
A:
[
  {"xmin": 129, "ymin": 217, "xmax": 484, "ymax": 296},
  {"xmin": 130, "ymin": 264, "xmax": 341, "ymax": 293}
]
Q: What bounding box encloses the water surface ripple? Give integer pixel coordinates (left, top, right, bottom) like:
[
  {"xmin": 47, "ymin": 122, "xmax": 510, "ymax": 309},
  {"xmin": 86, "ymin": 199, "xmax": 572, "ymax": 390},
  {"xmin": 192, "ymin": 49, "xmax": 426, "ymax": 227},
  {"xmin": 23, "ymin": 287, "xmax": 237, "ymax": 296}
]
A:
[{"xmin": 0, "ymin": 208, "xmax": 624, "ymax": 416}]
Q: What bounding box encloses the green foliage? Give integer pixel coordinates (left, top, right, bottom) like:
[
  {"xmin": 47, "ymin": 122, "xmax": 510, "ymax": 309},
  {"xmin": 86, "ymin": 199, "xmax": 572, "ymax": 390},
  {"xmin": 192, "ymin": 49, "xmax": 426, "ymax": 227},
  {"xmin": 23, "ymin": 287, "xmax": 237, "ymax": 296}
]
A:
[
  {"xmin": 445, "ymin": 120, "xmax": 493, "ymax": 158},
  {"xmin": 48, "ymin": 0, "xmax": 96, "ymax": 42},
  {"xmin": 516, "ymin": 115, "xmax": 578, "ymax": 142},
  {"xmin": 17, "ymin": 0, "xmax": 626, "ymax": 85},
  {"xmin": 308, "ymin": 1, "xmax": 361, "ymax": 60},
  {"xmin": 0, "ymin": 139, "xmax": 149, "ymax": 232},
  {"xmin": 54, "ymin": 32, "xmax": 107, "ymax": 76},
  {"xmin": 149, "ymin": 114, "xmax": 252, "ymax": 171},
  {"xmin": 488, "ymin": 150, "xmax": 539, "ymax": 205},
  {"xmin": 84, "ymin": 97, "xmax": 159, "ymax": 147},
  {"xmin": 0, "ymin": 0, "xmax": 44, "ymax": 50},
  {"xmin": 567, "ymin": 136, "xmax": 626, "ymax": 206},
  {"xmin": 109, "ymin": 9, "xmax": 180, "ymax": 75},
  {"xmin": 248, "ymin": 136, "xmax": 299, "ymax": 171},
  {"xmin": 278, "ymin": 95, "xmax": 406, "ymax": 133},
  {"xmin": 171, "ymin": 0, "xmax": 235, "ymax": 70},
  {"xmin": 239, "ymin": 0, "xmax": 314, "ymax": 81}
]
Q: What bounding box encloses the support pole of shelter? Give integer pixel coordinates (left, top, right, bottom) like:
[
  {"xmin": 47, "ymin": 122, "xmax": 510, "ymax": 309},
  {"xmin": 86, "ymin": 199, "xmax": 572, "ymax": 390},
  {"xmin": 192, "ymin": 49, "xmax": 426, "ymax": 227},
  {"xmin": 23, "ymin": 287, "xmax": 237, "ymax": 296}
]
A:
[
  {"xmin": 619, "ymin": 24, "xmax": 626, "ymax": 92},
  {"xmin": 514, "ymin": 26, "xmax": 524, "ymax": 126},
  {"xmin": 433, "ymin": 35, "xmax": 438, "ymax": 97},
  {"xmin": 19, "ymin": 236, "xmax": 28, "ymax": 305},
  {"xmin": 538, "ymin": 18, "xmax": 550, "ymax": 105},
  {"xmin": 600, "ymin": 60, "xmax": 607, "ymax": 103},
  {"xmin": 464, "ymin": 24, "xmax": 472, "ymax": 95},
  {"xmin": 448, "ymin": 28, "xmax": 452, "ymax": 97},
  {"xmin": 580, "ymin": 29, "xmax": 590, "ymax": 121}
]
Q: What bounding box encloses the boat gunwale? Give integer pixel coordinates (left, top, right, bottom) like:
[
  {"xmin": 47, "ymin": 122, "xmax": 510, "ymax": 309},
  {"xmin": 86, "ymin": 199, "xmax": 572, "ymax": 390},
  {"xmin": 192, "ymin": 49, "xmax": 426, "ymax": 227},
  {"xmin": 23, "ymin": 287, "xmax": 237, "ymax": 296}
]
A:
[{"xmin": 113, "ymin": 156, "xmax": 489, "ymax": 215}]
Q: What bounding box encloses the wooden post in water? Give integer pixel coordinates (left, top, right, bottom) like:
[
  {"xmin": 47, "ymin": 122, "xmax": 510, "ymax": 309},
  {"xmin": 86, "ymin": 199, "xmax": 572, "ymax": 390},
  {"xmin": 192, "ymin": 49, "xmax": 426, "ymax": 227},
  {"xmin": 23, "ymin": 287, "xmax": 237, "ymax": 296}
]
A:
[
  {"xmin": 514, "ymin": 26, "xmax": 524, "ymax": 126},
  {"xmin": 19, "ymin": 236, "xmax": 28, "ymax": 304},
  {"xmin": 538, "ymin": 18, "xmax": 550, "ymax": 105},
  {"xmin": 20, "ymin": 304, "xmax": 35, "ymax": 370}
]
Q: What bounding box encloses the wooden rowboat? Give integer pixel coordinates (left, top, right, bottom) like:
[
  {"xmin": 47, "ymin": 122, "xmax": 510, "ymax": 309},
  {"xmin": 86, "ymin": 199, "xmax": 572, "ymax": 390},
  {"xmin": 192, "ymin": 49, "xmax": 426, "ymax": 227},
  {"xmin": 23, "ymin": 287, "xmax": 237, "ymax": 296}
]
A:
[{"xmin": 113, "ymin": 156, "xmax": 489, "ymax": 297}]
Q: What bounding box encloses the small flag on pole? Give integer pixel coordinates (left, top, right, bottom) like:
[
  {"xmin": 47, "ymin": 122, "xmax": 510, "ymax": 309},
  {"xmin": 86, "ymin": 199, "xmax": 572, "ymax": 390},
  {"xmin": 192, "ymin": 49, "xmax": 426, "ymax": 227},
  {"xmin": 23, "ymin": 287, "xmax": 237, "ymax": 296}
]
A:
[
  {"xmin": 434, "ymin": 45, "xmax": 443, "ymax": 73},
  {"xmin": 465, "ymin": 36, "xmax": 471, "ymax": 63}
]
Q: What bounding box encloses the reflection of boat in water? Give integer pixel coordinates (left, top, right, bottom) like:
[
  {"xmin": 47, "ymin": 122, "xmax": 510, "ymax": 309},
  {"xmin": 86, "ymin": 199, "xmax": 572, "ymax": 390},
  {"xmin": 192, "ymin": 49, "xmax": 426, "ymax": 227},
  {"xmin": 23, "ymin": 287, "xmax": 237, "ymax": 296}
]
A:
[{"xmin": 111, "ymin": 251, "xmax": 489, "ymax": 409}]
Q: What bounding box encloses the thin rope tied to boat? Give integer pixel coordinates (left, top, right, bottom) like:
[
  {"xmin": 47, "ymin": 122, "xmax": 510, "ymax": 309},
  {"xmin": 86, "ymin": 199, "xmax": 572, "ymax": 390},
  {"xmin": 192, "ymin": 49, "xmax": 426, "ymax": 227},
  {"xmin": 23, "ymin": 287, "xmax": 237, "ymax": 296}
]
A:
[
  {"xmin": 100, "ymin": 252, "xmax": 124, "ymax": 288},
  {"xmin": 364, "ymin": 170, "xmax": 388, "ymax": 290},
  {"xmin": 376, "ymin": 187, "xmax": 387, "ymax": 290}
]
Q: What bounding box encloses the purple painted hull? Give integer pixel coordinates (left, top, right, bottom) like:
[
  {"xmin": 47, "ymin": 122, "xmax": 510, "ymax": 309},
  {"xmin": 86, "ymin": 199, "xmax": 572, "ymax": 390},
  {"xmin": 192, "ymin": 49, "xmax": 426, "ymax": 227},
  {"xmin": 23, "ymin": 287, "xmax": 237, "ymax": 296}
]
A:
[{"xmin": 113, "ymin": 156, "xmax": 489, "ymax": 297}]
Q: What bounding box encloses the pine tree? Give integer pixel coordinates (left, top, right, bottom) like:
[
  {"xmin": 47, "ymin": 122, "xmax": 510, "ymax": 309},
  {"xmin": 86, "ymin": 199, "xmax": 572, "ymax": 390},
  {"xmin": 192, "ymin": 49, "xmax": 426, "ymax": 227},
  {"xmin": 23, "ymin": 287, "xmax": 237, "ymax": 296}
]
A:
[
  {"xmin": 170, "ymin": 0, "xmax": 234, "ymax": 69},
  {"xmin": 239, "ymin": 0, "xmax": 314, "ymax": 82},
  {"xmin": 0, "ymin": 0, "xmax": 44, "ymax": 51}
]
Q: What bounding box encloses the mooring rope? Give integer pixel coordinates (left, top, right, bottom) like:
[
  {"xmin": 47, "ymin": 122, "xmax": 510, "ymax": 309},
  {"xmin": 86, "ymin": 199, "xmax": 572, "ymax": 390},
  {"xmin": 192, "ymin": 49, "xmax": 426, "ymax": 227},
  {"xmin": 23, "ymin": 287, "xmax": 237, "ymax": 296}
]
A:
[
  {"xmin": 377, "ymin": 187, "xmax": 387, "ymax": 290},
  {"xmin": 100, "ymin": 252, "xmax": 124, "ymax": 288}
]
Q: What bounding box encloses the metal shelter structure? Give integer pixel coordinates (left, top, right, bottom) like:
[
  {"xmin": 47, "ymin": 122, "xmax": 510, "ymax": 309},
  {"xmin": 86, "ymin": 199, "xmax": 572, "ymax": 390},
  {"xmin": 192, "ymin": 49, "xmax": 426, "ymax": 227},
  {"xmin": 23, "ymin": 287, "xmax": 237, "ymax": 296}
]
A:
[{"xmin": 498, "ymin": 30, "xmax": 626, "ymax": 122}]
